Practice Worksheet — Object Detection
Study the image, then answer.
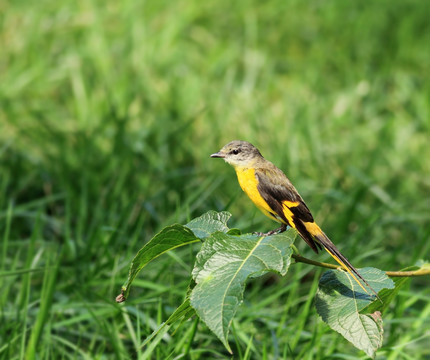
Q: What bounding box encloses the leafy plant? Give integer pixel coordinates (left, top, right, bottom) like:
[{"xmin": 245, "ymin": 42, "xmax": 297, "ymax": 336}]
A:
[{"xmin": 117, "ymin": 211, "xmax": 429, "ymax": 358}]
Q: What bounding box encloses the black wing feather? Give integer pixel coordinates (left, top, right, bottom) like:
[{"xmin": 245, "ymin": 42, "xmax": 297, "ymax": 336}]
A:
[{"xmin": 255, "ymin": 167, "xmax": 321, "ymax": 252}]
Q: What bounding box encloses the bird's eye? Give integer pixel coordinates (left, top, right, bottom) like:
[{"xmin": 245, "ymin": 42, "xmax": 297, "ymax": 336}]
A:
[{"xmin": 231, "ymin": 149, "xmax": 240, "ymax": 155}]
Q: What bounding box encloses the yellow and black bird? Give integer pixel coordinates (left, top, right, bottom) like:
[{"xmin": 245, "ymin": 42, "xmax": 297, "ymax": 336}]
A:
[{"xmin": 211, "ymin": 140, "xmax": 376, "ymax": 296}]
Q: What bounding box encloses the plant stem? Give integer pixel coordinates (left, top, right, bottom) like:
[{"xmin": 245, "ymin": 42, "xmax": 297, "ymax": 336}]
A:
[{"xmin": 291, "ymin": 254, "xmax": 430, "ymax": 277}]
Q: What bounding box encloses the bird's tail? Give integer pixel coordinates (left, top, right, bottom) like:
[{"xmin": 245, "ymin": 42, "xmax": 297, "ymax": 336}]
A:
[{"xmin": 300, "ymin": 221, "xmax": 379, "ymax": 298}]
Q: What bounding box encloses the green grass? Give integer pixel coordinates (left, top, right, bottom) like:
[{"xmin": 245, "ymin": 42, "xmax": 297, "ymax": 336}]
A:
[{"xmin": 1, "ymin": 0, "xmax": 430, "ymax": 358}]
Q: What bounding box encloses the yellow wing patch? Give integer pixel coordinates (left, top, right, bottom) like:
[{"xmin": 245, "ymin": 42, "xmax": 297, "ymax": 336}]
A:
[
  {"xmin": 303, "ymin": 221, "xmax": 323, "ymax": 237},
  {"xmin": 280, "ymin": 202, "xmax": 295, "ymax": 229},
  {"xmin": 282, "ymin": 200, "xmax": 300, "ymax": 208}
]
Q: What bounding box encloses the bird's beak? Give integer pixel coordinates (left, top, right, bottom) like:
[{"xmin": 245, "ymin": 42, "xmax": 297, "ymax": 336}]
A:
[{"xmin": 210, "ymin": 152, "xmax": 225, "ymax": 158}]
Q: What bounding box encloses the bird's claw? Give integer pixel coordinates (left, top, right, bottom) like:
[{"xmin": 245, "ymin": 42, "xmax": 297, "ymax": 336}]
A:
[{"xmin": 253, "ymin": 225, "xmax": 287, "ymax": 237}]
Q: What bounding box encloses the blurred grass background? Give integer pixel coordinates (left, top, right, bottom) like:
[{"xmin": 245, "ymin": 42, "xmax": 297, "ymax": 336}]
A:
[{"xmin": 1, "ymin": 0, "xmax": 430, "ymax": 358}]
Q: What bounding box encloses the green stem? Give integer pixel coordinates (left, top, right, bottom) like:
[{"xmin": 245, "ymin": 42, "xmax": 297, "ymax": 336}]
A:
[{"xmin": 291, "ymin": 254, "xmax": 430, "ymax": 277}]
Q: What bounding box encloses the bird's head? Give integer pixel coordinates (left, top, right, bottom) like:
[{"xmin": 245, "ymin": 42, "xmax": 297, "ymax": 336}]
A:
[{"xmin": 210, "ymin": 140, "xmax": 263, "ymax": 168}]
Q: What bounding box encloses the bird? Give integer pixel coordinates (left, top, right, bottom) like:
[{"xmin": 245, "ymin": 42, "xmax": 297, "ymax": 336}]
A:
[{"xmin": 211, "ymin": 140, "xmax": 377, "ymax": 297}]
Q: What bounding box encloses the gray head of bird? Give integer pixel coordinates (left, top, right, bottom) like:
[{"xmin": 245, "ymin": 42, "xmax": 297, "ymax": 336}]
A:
[{"xmin": 210, "ymin": 140, "xmax": 263, "ymax": 167}]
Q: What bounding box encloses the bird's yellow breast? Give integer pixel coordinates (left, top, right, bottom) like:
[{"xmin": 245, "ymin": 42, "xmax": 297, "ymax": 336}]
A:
[{"xmin": 235, "ymin": 167, "xmax": 281, "ymax": 223}]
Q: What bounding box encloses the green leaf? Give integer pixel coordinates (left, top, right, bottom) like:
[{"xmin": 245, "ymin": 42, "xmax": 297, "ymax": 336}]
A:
[
  {"xmin": 363, "ymin": 260, "xmax": 429, "ymax": 314},
  {"xmin": 190, "ymin": 229, "xmax": 295, "ymax": 352},
  {"xmin": 227, "ymin": 228, "xmax": 242, "ymax": 236},
  {"xmin": 117, "ymin": 211, "xmax": 232, "ymax": 301},
  {"xmin": 315, "ymin": 267, "xmax": 395, "ymax": 358},
  {"xmin": 185, "ymin": 210, "xmax": 231, "ymax": 239},
  {"xmin": 362, "ymin": 276, "xmax": 409, "ymax": 315},
  {"xmin": 118, "ymin": 224, "xmax": 200, "ymax": 300}
]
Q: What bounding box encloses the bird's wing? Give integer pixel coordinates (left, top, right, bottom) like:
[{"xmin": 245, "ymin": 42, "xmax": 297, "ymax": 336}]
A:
[
  {"xmin": 255, "ymin": 166, "xmax": 321, "ymax": 252},
  {"xmin": 255, "ymin": 165, "xmax": 377, "ymax": 297}
]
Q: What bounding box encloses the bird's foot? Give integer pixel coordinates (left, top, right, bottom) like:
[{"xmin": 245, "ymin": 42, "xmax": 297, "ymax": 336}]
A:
[{"xmin": 253, "ymin": 224, "xmax": 287, "ymax": 237}]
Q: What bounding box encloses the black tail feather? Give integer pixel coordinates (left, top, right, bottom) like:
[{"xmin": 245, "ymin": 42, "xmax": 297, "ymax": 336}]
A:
[{"xmin": 314, "ymin": 231, "xmax": 380, "ymax": 299}]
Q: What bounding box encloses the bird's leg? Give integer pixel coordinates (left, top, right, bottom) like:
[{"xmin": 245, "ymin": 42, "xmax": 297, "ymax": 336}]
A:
[{"xmin": 254, "ymin": 223, "xmax": 287, "ymax": 237}]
